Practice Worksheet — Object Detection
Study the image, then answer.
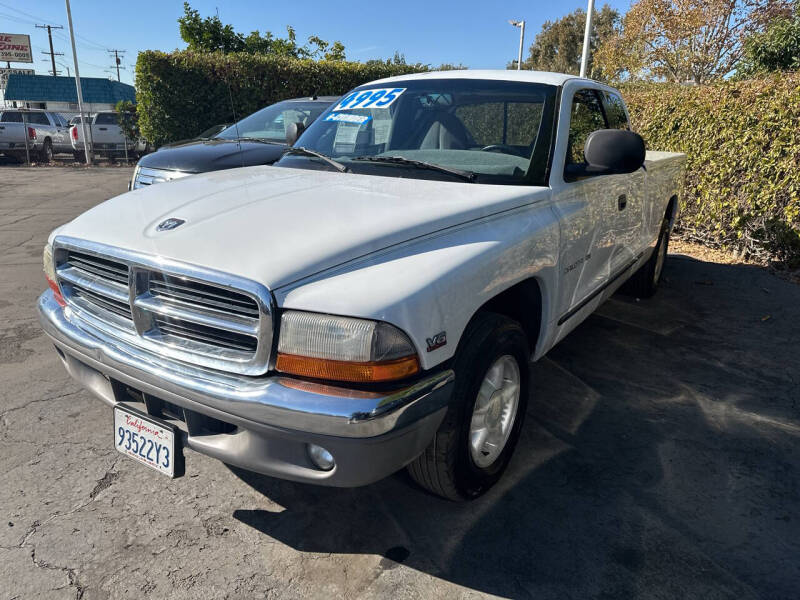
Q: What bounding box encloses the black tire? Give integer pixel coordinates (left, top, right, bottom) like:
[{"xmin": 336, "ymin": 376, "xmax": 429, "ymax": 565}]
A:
[
  {"xmin": 407, "ymin": 312, "xmax": 530, "ymax": 501},
  {"xmin": 39, "ymin": 139, "xmax": 53, "ymax": 163},
  {"xmin": 623, "ymin": 216, "xmax": 671, "ymax": 298},
  {"xmin": 73, "ymin": 150, "xmax": 87, "ymax": 163}
]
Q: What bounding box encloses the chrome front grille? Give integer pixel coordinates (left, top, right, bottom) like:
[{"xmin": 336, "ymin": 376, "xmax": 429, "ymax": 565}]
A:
[
  {"xmin": 147, "ymin": 272, "xmax": 260, "ymax": 319},
  {"xmin": 132, "ymin": 167, "xmax": 192, "ymax": 189},
  {"xmin": 54, "ymin": 238, "xmax": 273, "ymax": 376},
  {"xmin": 66, "ymin": 251, "xmax": 129, "ymax": 284},
  {"xmin": 60, "ymin": 251, "xmax": 133, "ymax": 326}
]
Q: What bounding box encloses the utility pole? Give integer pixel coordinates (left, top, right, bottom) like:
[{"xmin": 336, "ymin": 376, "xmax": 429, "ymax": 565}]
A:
[
  {"xmin": 65, "ymin": 0, "xmax": 92, "ymax": 165},
  {"xmin": 107, "ymin": 49, "xmax": 125, "ymax": 82},
  {"xmin": 36, "ymin": 24, "xmax": 64, "ymax": 78},
  {"xmin": 580, "ymin": 0, "xmax": 596, "ymax": 78}
]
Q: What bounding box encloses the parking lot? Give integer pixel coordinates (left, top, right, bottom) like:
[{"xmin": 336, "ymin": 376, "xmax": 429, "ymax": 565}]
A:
[{"xmin": 1, "ymin": 166, "xmax": 798, "ymax": 599}]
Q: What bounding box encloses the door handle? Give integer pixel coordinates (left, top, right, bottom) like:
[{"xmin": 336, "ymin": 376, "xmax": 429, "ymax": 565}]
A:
[
  {"xmin": 98, "ymin": 127, "xmax": 108, "ymax": 131},
  {"xmin": 618, "ymin": 194, "xmax": 627, "ymax": 211}
]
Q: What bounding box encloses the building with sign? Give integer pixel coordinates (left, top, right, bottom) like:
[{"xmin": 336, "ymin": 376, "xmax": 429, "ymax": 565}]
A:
[
  {"xmin": 0, "ymin": 33, "xmax": 33, "ymax": 63},
  {"xmin": 2, "ymin": 73, "xmax": 135, "ymax": 114}
]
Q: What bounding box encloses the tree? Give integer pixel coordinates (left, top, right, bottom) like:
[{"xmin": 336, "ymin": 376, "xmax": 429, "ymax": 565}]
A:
[
  {"xmin": 518, "ymin": 5, "xmax": 620, "ymax": 77},
  {"xmin": 365, "ymin": 51, "xmax": 428, "ymax": 71},
  {"xmin": 738, "ymin": 0, "xmax": 800, "ymax": 75},
  {"xmin": 437, "ymin": 62, "xmax": 469, "ymax": 71},
  {"xmin": 177, "ymin": 2, "xmax": 346, "ymax": 60},
  {"xmin": 178, "ymin": 3, "xmax": 243, "ymax": 53},
  {"xmin": 114, "ymin": 100, "xmax": 140, "ymax": 141},
  {"xmin": 595, "ymin": 0, "xmax": 793, "ymax": 83}
]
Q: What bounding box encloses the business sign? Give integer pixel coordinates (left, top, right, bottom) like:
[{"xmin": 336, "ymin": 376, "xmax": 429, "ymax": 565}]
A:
[
  {"xmin": 0, "ymin": 68, "xmax": 35, "ymax": 89},
  {"xmin": 0, "ymin": 33, "xmax": 33, "ymax": 63}
]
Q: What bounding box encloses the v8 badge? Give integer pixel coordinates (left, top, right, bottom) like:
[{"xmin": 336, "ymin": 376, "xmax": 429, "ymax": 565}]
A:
[{"xmin": 426, "ymin": 331, "xmax": 447, "ymax": 352}]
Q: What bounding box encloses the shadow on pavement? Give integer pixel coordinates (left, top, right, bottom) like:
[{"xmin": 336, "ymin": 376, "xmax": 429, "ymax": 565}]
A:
[{"xmin": 231, "ymin": 255, "xmax": 800, "ymax": 599}]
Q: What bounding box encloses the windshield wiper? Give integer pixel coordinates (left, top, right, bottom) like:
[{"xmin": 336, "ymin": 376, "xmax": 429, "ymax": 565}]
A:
[
  {"xmin": 283, "ymin": 147, "xmax": 350, "ymax": 172},
  {"xmin": 235, "ymin": 137, "xmax": 285, "ymax": 145},
  {"xmin": 352, "ymin": 155, "xmax": 476, "ymax": 182}
]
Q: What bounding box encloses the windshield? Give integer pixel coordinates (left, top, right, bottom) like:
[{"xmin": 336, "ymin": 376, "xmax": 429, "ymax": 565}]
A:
[
  {"xmin": 277, "ymin": 79, "xmax": 557, "ymax": 185},
  {"xmin": 216, "ymin": 100, "xmax": 331, "ymax": 143}
]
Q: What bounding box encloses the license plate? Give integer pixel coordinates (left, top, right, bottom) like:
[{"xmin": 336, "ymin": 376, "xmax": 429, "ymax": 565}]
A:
[{"xmin": 113, "ymin": 406, "xmax": 182, "ymax": 477}]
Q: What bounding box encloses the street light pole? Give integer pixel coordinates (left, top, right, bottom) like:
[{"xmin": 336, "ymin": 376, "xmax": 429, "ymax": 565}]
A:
[
  {"xmin": 508, "ymin": 20, "xmax": 526, "ymax": 70},
  {"xmin": 64, "ymin": 0, "xmax": 92, "ymax": 165},
  {"xmin": 580, "ymin": 0, "xmax": 595, "ymax": 78}
]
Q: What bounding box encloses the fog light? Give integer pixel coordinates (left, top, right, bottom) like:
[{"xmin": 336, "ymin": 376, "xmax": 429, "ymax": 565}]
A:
[{"xmin": 307, "ymin": 444, "xmax": 335, "ymax": 471}]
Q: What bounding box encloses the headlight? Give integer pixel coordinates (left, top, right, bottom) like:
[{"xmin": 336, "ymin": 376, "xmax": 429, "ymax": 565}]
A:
[
  {"xmin": 275, "ymin": 311, "xmax": 420, "ymax": 383},
  {"xmin": 43, "ymin": 243, "xmax": 65, "ymax": 306}
]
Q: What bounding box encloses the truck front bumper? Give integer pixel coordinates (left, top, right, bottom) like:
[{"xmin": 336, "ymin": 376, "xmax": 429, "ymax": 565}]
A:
[{"xmin": 38, "ymin": 290, "xmax": 453, "ymax": 487}]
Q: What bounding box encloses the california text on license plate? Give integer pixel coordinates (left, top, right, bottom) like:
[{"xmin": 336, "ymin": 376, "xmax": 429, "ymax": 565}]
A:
[{"xmin": 114, "ymin": 406, "xmax": 182, "ymax": 477}]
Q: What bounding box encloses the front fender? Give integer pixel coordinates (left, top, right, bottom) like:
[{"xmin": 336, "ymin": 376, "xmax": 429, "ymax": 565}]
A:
[{"xmin": 274, "ymin": 200, "xmax": 561, "ymax": 370}]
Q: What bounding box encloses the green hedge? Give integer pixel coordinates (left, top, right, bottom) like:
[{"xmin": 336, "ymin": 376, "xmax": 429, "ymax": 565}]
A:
[
  {"xmin": 623, "ymin": 75, "xmax": 800, "ymax": 266},
  {"xmin": 135, "ymin": 50, "xmax": 425, "ymax": 147}
]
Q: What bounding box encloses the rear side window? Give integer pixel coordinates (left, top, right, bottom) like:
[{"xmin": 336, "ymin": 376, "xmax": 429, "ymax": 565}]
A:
[
  {"xmin": 95, "ymin": 113, "xmax": 118, "ymax": 125},
  {"xmin": 0, "ymin": 112, "xmax": 22, "ymax": 123},
  {"xmin": 27, "ymin": 112, "xmax": 50, "ymax": 125},
  {"xmin": 603, "ymin": 92, "xmax": 630, "ymax": 130},
  {"xmin": 454, "ymin": 101, "xmax": 544, "ymax": 150},
  {"xmin": 566, "ymin": 89, "xmax": 608, "ymax": 167}
]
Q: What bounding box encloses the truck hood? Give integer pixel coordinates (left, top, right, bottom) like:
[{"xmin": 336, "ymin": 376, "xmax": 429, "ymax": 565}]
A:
[
  {"xmin": 56, "ymin": 166, "xmax": 548, "ymax": 290},
  {"xmin": 138, "ymin": 139, "xmax": 286, "ymax": 173}
]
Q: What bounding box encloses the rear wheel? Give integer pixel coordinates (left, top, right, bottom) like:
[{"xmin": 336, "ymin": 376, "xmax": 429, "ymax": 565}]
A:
[
  {"xmin": 73, "ymin": 150, "xmax": 85, "ymax": 163},
  {"xmin": 39, "ymin": 139, "xmax": 53, "ymax": 163},
  {"xmin": 407, "ymin": 313, "xmax": 529, "ymax": 500},
  {"xmin": 623, "ymin": 215, "xmax": 672, "ymax": 298}
]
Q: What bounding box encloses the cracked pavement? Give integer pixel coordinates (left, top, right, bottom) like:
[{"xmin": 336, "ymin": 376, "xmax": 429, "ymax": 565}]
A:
[{"xmin": 1, "ymin": 167, "xmax": 799, "ymax": 599}]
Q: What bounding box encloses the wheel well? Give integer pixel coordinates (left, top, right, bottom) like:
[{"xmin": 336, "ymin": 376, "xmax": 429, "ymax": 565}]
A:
[
  {"xmin": 475, "ymin": 278, "xmax": 543, "ymax": 353},
  {"xmin": 665, "ymin": 195, "xmax": 678, "ymax": 225}
]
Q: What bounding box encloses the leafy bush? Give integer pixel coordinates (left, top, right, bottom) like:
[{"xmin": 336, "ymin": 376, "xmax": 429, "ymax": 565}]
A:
[
  {"xmin": 623, "ymin": 74, "xmax": 800, "ymax": 265},
  {"xmin": 135, "ymin": 50, "xmax": 425, "ymax": 147}
]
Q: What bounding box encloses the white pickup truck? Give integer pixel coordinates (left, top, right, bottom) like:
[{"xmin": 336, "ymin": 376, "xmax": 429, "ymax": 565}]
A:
[
  {"xmin": 39, "ymin": 71, "xmax": 685, "ymax": 500},
  {"xmin": 70, "ymin": 111, "xmax": 139, "ymax": 160}
]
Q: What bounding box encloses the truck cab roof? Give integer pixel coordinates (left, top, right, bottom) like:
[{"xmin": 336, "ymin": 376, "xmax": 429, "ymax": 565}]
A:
[{"xmin": 370, "ymin": 69, "xmax": 589, "ymax": 87}]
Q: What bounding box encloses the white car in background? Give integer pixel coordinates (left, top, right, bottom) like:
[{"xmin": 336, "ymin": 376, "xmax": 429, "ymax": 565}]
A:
[{"xmin": 40, "ymin": 70, "xmax": 685, "ymax": 500}]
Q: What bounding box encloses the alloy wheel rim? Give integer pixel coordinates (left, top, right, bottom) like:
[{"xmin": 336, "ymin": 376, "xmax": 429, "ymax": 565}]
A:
[{"xmin": 469, "ymin": 355, "xmax": 521, "ymax": 468}]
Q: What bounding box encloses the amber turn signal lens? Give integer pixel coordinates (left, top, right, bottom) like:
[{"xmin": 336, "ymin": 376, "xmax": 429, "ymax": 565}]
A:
[{"xmin": 275, "ymin": 353, "xmax": 420, "ymax": 383}]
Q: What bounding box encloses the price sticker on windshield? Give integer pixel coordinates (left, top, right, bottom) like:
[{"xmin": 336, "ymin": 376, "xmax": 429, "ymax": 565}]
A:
[{"xmin": 334, "ymin": 87, "xmax": 406, "ymax": 111}]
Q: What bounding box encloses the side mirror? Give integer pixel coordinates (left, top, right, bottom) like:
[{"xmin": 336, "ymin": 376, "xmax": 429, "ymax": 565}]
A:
[
  {"xmin": 285, "ymin": 122, "xmax": 306, "ymax": 146},
  {"xmin": 584, "ymin": 129, "xmax": 646, "ymax": 175}
]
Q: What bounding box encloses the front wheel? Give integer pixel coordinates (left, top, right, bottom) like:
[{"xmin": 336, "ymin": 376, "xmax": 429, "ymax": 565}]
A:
[{"xmin": 407, "ymin": 313, "xmax": 529, "ymax": 500}]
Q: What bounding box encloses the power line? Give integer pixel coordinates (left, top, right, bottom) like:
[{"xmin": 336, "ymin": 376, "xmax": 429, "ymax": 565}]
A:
[
  {"xmin": 36, "ymin": 24, "xmax": 64, "ymax": 78},
  {"xmin": 0, "ymin": 2, "xmax": 112, "ymax": 54},
  {"xmin": 0, "ymin": 2, "xmax": 62, "ymax": 27}
]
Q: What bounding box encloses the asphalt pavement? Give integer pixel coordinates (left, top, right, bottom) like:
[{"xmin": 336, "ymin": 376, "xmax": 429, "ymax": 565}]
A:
[{"xmin": 1, "ymin": 166, "xmax": 798, "ymax": 599}]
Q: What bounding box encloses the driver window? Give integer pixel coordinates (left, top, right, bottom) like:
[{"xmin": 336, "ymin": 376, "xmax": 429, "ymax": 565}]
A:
[{"xmin": 565, "ymin": 89, "xmax": 608, "ymax": 172}]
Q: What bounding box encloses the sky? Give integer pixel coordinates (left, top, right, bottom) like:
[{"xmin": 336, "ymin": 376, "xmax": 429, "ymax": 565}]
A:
[{"xmin": 5, "ymin": 0, "xmax": 632, "ymax": 87}]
